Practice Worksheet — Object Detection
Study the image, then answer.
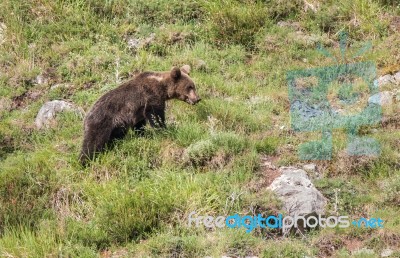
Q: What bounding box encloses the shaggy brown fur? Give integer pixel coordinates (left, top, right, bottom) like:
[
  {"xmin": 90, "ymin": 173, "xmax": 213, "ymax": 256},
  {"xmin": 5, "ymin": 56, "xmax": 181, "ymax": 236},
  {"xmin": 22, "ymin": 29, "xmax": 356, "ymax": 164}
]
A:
[{"xmin": 79, "ymin": 66, "xmax": 200, "ymax": 165}]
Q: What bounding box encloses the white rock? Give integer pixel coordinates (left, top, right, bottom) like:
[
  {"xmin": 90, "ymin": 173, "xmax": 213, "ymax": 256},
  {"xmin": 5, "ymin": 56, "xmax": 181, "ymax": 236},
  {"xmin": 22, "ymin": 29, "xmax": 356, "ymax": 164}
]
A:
[
  {"xmin": 377, "ymin": 74, "xmax": 394, "ymax": 86},
  {"xmin": 268, "ymin": 167, "xmax": 327, "ymax": 217},
  {"xmin": 35, "ymin": 100, "xmax": 84, "ymax": 129},
  {"xmin": 381, "ymin": 248, "xmax": 393, "ymax": 257},
  {"xmin": 368, "ymin": 91, "xmax": 393, "ymax": 106}
]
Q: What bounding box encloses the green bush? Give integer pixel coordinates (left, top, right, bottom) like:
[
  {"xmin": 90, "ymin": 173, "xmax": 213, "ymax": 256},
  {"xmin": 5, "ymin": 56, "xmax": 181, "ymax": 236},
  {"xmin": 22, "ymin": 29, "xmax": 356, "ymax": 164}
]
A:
[
  {"xmin": 0, "ymin": 151, "xmax": 57, "ymax": 232},
  {"xmin": 205, "ymin": 1, "xmax": 270, "ymax": 49}
]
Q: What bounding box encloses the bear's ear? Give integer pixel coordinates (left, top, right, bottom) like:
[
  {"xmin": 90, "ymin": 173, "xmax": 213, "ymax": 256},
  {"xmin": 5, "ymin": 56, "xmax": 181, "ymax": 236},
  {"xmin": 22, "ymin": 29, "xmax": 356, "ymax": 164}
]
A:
[
  {"xmin": 171, "ymin": 67, "xmax": 181, "ymax": 80},
  {"xmin": 181, "ymin": 65, "xmax": 191, "ymax": 75}
]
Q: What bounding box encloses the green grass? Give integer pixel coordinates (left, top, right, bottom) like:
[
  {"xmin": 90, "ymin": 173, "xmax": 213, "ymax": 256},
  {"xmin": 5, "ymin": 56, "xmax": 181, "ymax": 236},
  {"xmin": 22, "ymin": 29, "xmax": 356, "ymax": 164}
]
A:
[{"xmin": 0, "ymin": 0, "xmax": 399, "ymax": 256}]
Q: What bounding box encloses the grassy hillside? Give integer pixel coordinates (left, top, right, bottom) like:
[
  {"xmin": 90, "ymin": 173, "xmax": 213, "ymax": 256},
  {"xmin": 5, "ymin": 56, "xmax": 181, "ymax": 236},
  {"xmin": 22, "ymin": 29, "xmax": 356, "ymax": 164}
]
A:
[{"xmin": 0, "ymin": 0, "xmax": 399, "ymax": 257}]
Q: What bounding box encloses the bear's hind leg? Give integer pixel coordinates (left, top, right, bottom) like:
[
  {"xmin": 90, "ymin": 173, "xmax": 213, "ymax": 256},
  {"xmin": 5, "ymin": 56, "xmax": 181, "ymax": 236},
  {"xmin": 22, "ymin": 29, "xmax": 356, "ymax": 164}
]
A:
[{"xmin": 79, "ymin": 127, "xmax": 112, "ymax": 165}]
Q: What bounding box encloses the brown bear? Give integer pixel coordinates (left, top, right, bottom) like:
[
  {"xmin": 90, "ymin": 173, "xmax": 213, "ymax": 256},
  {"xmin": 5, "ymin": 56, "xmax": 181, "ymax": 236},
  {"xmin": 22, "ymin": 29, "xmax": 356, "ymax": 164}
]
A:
[{"xmin": 79, "ymin": 65, "xmax": 200, "ymax": 165}]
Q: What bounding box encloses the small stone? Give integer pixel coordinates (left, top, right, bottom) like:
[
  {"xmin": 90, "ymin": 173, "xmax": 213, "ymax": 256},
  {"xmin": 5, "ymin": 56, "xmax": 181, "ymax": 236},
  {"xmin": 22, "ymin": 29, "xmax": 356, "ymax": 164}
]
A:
[
  {"xmin": 394, "ymin": 71, "xmax": 400, "ymax": 83},
  {"xmin": 381, "ymin": 248, "xmax": 394, "ymax": 257},
  {"xmin": 277, "ymin": 21, "xmax": 302, "ymax": 31},
  {"xmin": 261, "ymin": 161, "xmax": 276, "ymax": 170},
  {"xmin": 0, "ymin": 22, "xmax": 6, "ymax": 45},
  {"xmin": 303, "ymin": 163, "xmax": 317, "ymax": 173},
  {"xmin": 127, "ymin": 37, "xmax": 141, "ymax": 50},
  {"xmin": 353, "ymin": 248, "xmax": 374, "ymax": 256},
  {"xmin": 34, "ymin": 74, "xmax": 48, "ymax": 85},
  {"xmin": 50, "ymin": 83, "xmax": 73, "ymax": 90},
  {"xmin": 368, "ymin": 91, "xmax": 393, "ymax": 106},
  {"xmin": 377, "ymin": 74, "xmax": 394, "ymax": 86},
  {"xmin": 195, "ymin": 59, "xmax": 207, "ymax": 71}
]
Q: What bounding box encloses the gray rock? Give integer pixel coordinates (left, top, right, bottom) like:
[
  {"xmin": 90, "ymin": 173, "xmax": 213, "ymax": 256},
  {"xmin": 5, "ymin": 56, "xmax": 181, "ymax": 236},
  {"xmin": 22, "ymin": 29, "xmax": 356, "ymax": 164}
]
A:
[
  {"xmin": 195, "ymin": 59, "xmax": 207, "ymax": 70},
  {"xmin": 35, "ymin": 100, "xmax": 84, "ymax": 129},
  {"xmin": 381, "ymin": 248, "xmax": 393, "ymax": 257},
  {"xmin": 368, "ymin": 91, "xmax": 393, "ymax": 106},
  {"xmin": 34, "ymin": 74, "xmax": 48, "ymax": 85},
  {"xmin": 268, "ymin": 167, "xmax": 327, "ymax": 216},
  {"xmin": 377, "ymin": 74, "xmax": 394, "ymax": 86}
]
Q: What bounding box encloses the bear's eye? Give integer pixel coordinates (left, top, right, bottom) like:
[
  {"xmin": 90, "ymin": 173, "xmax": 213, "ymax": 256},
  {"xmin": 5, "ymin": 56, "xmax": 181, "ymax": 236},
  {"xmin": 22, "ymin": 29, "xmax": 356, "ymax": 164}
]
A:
[{"xmin": 188, "ymin": 86, "xmax": 193, "ymax": 90}]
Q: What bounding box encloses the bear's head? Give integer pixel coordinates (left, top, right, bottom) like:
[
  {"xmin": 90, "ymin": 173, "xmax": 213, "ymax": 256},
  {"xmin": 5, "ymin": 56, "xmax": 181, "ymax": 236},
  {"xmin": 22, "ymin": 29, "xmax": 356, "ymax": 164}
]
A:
[{"xmin": 168, "ymin": 65, "xmax": 201, "ymax": 105}]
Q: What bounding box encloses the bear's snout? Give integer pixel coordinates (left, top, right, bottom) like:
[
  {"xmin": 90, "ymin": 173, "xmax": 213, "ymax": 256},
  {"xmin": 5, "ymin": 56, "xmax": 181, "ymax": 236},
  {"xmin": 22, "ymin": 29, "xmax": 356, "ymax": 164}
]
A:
[
  {"xmin": 186, "ymin": 97, "xmax": 200, "ymax": 105},
  {"xmin": 187, "ymin": 90, "xmax": 201, "ymax": 105},
  {"xmin": 189, "ymin": 97, "xmax": 201, "ymax": 105}
]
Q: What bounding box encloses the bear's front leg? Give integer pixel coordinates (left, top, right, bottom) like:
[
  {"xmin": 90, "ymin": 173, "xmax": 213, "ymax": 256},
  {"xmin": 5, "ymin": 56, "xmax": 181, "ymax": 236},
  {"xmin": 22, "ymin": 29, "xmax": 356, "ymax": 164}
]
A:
[{"xmin": 145, "ymin": 106, "xmax": 166, "ymax": 128}]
